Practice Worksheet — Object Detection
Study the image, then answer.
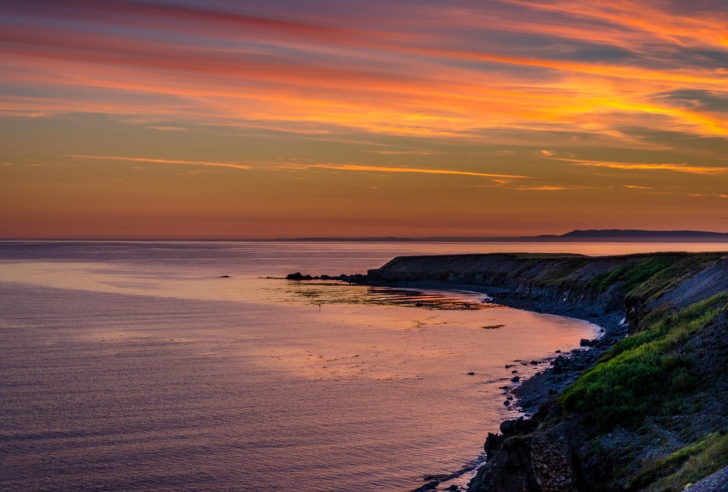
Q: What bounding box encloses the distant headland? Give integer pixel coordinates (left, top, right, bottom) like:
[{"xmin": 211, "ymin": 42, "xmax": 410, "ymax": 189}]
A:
[{"xmin": 553, "ymin": 229, "xmax": 728, "ymax": 240}]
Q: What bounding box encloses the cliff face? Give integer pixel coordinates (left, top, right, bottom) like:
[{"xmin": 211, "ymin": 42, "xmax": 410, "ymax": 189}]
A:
[
  {"xmin": 365, "ymin": 252, "xmax": 728, "ymax": 491},
  {"xmin": 369, "ymin": 253, "xmax": 726, "ymax": 331}
]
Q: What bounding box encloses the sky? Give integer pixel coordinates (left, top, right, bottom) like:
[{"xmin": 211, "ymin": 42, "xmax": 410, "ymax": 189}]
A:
[{"xmin": 1, "ymin": 0, "xmax": 728, "ymax": 239}]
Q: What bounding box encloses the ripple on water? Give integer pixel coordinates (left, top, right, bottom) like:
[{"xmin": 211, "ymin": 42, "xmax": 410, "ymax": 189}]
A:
[{"xmin": 0, "ymin": 243, "xmax": 601, "ymax": 491}]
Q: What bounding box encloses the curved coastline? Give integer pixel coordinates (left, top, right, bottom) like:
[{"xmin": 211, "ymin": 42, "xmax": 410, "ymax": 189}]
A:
[
  {"xmin": 370, "ymin": 280, "xmax": 626, "ymax": 492},
  {"xmin": 307, "ymin": 251, "xmax": 728, "ymax": 491}
]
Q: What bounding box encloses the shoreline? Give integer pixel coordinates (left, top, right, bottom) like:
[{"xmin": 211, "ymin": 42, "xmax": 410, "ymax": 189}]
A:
[
  {"xmin": 370, "ymin": 279, "xmax": 628, "ymax": 414},
  {"xmin": 291, "ymin": 251, "xmax": 728, "ymax": 490},
  {"xmin": 356, "ymin": 252, "xmax": 728, "ymax": 491},
  {"xmin": 288, "ymin": 276, "xmax": 628, "ymax": 492},
  {"xmin": 385, "ymin": 281, "xmax": 628, "ymax": 492},
  {"xmin": 479, "ymin": 284, "xmax": 628, "ymax": 421}
]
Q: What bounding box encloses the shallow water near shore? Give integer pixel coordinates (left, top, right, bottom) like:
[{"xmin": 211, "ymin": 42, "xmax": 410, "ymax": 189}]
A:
[{"xmin": 2, "ymin": 240, "xmax": 716, "ymax": 491}]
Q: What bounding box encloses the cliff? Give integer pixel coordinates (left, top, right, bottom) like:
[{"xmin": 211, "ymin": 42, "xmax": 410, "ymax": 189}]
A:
[{"xmin": 363, "ymin": 252, "xmax": 728, "ymax": 491}]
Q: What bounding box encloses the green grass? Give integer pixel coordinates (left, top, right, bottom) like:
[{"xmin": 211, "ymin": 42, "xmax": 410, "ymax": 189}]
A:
[
  {"xmin": 587, "ymin": 254, "xmax": 723, "ymax": 303},
  {"xmin": 625, "ymin": 431, "xmax": 728, "ymax": 491},
  {"xmin": 533, "ymin": 258, "xmax": 588, "ymax": 286},
  {"xmin": 590, "ymin": 264, "xmax": 629, "ymax": 293},
  {"xmin": 587, "ymin": 256, "xmax": 676, "ymax": 295},
  {"xmin": 602, "ymin": 293, "xmax": 728, "ymax": 362},
  {"xmin": 620, "ymin": 257, "xmax": 675, "ymax": 294},
  {"xmin": 560, "ymin": 293, "xmax": 727, "ymax": 430}
]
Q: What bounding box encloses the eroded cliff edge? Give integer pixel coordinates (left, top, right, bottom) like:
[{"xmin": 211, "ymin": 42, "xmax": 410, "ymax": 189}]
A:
[{"xmin": 363, "ymin": 252, "xmax": 728, "ymax": 491}]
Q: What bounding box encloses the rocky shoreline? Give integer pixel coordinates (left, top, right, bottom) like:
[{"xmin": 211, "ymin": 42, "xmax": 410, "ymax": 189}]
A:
[
  {"xmin": 383, "ymin": 281, "xmax": 631, "ymax": 491},
  {"xmin": 289, "ymin": 251, "xmax": 728, "ymax": 491},
  {"xmin": 352, "ymin": 279, "xmax": 629, "ymax": 421},
  {"xmin": 478, "ymin": 284, "xmax": 628, "ymax": 421}
]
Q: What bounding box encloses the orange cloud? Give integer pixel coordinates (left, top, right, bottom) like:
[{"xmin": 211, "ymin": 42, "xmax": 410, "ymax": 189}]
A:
[
  {"xmin": 1, "ymin": 1, "xmax": 727, "ymax": 145},
  {"xmin": 362, "ymin": 150, "xmax": 445, "ymax": 156},
  {"xmin": 68, "ymin": 155, "xmax": 252, "ymax": 171},
  {"xmin": 514, "ymin": 185, "xmax": 590, "ymax": 191},
  {"xmin": 147, "ymin": 126, "xmax": 187, "ymax": 131},
  {"xmin": 570, "ymin": 160, "xmax": 728, "ymax": 175},
  {"xmin": 277, "ymin": 163, "xmax": 528, "ymax": 179},
  {"xmin": 504, "ymin": 0, "xmax": 728, "ymax": 51}
]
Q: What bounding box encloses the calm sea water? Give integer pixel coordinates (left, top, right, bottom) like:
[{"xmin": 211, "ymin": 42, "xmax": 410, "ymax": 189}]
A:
[{"xmin": 1, "ymin": 241, "xmax": 725, "ymax": 491}]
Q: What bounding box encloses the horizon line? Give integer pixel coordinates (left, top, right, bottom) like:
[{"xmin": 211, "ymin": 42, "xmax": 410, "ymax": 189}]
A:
[{"xmin": 2, "ymin": 230, "xmax": 728, "ymax": 243}]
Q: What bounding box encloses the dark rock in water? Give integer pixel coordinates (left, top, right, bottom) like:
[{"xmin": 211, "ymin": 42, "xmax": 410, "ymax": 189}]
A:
[
  {"xmin": 555, "ymin": 349, "xmax": 562, "ymax": 353},
  {"xmin": 505, "ymin": 364, "xmax": 515, "ymax": 368},
  {"xmin": 580, "ymin": 338, "xmax": 594, "ymax": 347},
  {"xmin": 499, "ymin": 385, "xmax": 509, "ymax": 390},
  {"xmin": 484, "ymin": 432, "xmax": 505, "ymax": 457},
  {"xmin": 503, "ymin": 400, "xmax": 510, "ymax": 406},
  {"xmin": 415, "ymin": 302, "xmax": 424, "ymax": 307},
  {"xmin": 511, "ymin": 370, "xmax": 518, "ymax": 374},
  {"xmin": 467, "ymin": 372, "xmax": 475, "ymax": 375},
  {"xmin": 286, "ymin": 272, "xmax": 314, "ymax": 281},
  {"xmin": 218, "ymin": 275, "xmax": 230, "ymax": 278},
  {"xmin": 530, "ymin": 360, "xmax": 539, "ymax": 365},
  {"xmin": 482, "ymin": 324, "xmax": 505, "ymax": 329},
  {"xmin": 510, "ymin": 376, "xmax": 520, "ymax": 382},
  {"xmin": 411, "ymin": 481, "xmax": 440, "ymax": 492}
]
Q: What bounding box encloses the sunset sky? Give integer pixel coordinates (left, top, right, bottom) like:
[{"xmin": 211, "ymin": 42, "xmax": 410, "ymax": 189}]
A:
[{"xmin": 1, "ymin": 0, "xmax": 727, "ymax": 239}]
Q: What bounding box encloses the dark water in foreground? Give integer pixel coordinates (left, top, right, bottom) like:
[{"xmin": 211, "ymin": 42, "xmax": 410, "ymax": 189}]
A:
[{"xmin": 2, "ymin": 241, "xmax": 721, "ymax": 491}]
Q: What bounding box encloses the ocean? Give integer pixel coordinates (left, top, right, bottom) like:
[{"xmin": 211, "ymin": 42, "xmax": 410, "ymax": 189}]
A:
[{"xmin": 1, "ymin": 241, "xmax": 724, "ymax": 491}]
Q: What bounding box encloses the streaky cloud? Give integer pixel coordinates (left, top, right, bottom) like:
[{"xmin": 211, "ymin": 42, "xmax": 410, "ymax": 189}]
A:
[
  {"xmin": 514, "ymin": 185, "xmax": 590, "ymax": 191},
  {"xmin": 362, "ymin": 150, "xmax": 446, "ymax": 156},
  {"xmin": 1, "ymin": 0, "xmax": 727, "ymax": 141},
  {"xmin": 277, "ymin": 163, "xmax": 528, "ymax": 179},
  {"xmin": 68, "ymin": 155, "xmax": 252, "ymax": 170},
  {"xmin": 567, "ymin": 159, "xmax": 728, "ymax": 175}
]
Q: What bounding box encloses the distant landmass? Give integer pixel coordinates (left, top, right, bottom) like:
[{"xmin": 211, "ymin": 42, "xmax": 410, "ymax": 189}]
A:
[
  {"xmin": 268, "ymin": 229, "xmax": 728, "ymax": 242},
  {"xmin": 556, "ymin": 229, "xmax": 728, "ymax": 239}
]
